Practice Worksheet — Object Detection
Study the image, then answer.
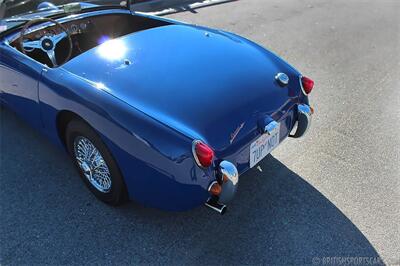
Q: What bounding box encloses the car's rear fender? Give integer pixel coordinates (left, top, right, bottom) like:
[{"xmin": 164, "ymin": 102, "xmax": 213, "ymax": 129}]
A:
[{"xmin": 38, "ymin": 68, "xmax": 214, "ymax": 211}]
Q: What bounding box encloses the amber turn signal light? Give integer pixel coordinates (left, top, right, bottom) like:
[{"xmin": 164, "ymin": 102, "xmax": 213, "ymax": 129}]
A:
[
  {"xmin": 208, "ymin": 181, "xmax": 222, "ymax": 196},
  {"xmin": 222, "ymin": 174, "xmax": 229, "ymax": 183}
]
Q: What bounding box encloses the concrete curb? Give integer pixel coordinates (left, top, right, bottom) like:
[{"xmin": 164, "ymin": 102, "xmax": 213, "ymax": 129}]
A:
[{"xmin": 132, "ymin": 0, "xmax": 236, "ymax": 15}]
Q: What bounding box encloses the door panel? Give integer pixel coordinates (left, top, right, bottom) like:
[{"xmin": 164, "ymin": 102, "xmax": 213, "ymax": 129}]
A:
[{"xmin": 0, "ymin": 44, "xmax": 42, "ymax": 129}]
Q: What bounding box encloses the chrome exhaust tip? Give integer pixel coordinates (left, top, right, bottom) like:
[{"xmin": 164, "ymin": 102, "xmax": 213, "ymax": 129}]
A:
[{"xmin": 205, "ymin": 198, "xmax": 227, "ymax": 215}]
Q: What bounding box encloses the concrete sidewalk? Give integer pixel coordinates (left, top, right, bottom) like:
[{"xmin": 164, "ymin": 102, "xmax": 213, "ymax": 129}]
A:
[{"xmin": 132, "ymin": 0, "xmax": 237, "ymax": 15}]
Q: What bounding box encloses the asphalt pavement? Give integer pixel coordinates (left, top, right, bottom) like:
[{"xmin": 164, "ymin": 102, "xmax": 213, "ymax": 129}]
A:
[{"xmin": 1, "ymin": 0, "xmax": 399, "ymax": 265}]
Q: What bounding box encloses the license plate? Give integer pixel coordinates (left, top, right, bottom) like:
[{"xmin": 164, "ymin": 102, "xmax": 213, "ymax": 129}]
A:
[{"xmin": 249, "ymin": 124, "xmax": 280, "ymax": 168}]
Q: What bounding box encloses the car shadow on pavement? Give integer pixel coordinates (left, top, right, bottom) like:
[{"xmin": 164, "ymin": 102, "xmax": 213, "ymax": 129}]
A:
[{"xmin": 0, "ymin": 107, "xmax": 381, "ymax": 265}]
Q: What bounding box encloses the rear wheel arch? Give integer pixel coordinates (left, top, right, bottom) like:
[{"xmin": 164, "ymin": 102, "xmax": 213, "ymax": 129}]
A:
[
  {"xmin": 56, "ymin": 110, "xmax": 129, "ymax": 205},
  {"xmin": 56, "ymin": 110, "xmax": 87, "ymax": 147}
]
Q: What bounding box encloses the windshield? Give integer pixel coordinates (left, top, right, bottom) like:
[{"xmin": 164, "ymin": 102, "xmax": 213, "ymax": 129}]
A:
[{"xmin": 0, "ymin": 1, "xmax": 129, "ymax": 19}]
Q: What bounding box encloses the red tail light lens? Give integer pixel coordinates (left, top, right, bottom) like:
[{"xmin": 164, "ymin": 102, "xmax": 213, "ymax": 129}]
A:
[
  {"xmin": 193, "ymin": 140, "xmax": 214, "ymax": 168},
  {"xmin": 301, "ymin": 76, "xmax": 314, "ymax": 94}
]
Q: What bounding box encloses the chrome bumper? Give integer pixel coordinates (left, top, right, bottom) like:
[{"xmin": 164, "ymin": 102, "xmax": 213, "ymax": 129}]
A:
[
  {"xmin": 290, "ymin": 104, "xmax": 313, "ymax": 138},
  {"xmin": 205, "ymin": 160, "xmax": 239, "ymax": 215},
  {"xmin": 206, "ymin": 104, "xmax": 313, "ymax": 214}
]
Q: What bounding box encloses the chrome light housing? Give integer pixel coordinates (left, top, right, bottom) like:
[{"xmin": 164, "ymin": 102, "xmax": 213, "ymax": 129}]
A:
[{"xmin": 275, "ymin": 72, "xmax": 289, "ymax": 86}]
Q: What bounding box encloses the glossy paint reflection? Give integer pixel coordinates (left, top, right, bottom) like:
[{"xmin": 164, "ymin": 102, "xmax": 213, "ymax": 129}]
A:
[{"xmin": 97, "ymin": 39, "xmax": 127, "ymax": 61}]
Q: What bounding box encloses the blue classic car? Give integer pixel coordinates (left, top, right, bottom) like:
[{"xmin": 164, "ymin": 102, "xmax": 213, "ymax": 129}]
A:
[{"xmin": 0, "ymin": 1, "xmax": 314, "ymax": 214}]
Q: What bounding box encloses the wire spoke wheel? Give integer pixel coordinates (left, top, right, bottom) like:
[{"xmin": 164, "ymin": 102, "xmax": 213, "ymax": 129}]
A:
[{"xmin": 73, "ymin": 136, "xmax": 112, "ymax": 193}]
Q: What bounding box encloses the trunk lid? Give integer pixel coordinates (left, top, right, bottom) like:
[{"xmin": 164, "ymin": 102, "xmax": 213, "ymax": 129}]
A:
[{"xmin": 63, "ymin": 24, "xmax": 300, "ymax": 150}]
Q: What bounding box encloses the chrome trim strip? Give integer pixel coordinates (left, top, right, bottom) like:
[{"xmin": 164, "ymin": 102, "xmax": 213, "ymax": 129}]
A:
[
  {"xmin": 192, "ymin": 140, "xmax": 204, "ymax": 168},
  {"xmin": 299, "ymin": 75, "xmax": 307, "ymax": 96},
  {"xmin": 207, "ymin": 181, "xmax": 219, "ymax": 192}
]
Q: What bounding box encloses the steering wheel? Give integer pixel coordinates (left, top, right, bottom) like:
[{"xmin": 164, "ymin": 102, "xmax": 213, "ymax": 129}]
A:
[{"xmin": 19, "ymin": 18, "xmax": 73, "ymax": 67}]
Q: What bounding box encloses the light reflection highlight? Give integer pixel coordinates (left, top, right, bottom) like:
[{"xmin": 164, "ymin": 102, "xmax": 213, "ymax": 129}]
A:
[
  {"xmin": 95, "ymin": 82, "xmax": 106, "ymax": 90},
  {"xmin": 97, "ymin": 39, "xmax": 127, "ymax": 60}
]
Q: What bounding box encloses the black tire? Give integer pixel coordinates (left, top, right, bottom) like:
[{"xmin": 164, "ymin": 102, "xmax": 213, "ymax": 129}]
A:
[{"xmin": 66, "ymin": 119, "xmax": 128, "ymax": 206}]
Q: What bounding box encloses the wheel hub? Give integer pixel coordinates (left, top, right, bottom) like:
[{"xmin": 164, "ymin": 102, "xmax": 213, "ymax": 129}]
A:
[
  {"xmin": 80, "ymin": 161, "xmax": 91, "ymax": 174},
  {"xmin": 73, "ymin": 136, "xmax": 112, "ymax": 193}
]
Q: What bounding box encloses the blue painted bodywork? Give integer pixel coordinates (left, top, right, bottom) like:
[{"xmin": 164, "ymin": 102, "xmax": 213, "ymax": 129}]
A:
[{"xmin": 0, "ymin": 7, "xmax": 308, "ymax": 211}]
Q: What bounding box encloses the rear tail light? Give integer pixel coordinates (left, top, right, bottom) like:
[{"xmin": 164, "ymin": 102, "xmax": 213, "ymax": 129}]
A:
[
  {"xmin": 301, "ymin": 76, "xmax": 314, "ymax": 94},
  {"xmin": 192, "ymin": 140, "xmax": 214, "ymax": 168}
]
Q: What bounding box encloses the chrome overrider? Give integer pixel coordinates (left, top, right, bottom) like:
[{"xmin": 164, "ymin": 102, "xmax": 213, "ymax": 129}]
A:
[
  {"xmin": 218, "ymin": 161, "xmax": 239, "ymax": 204},
  {"xmin": 206, "ymin": 160, "xmax": 239, "ymax": 215},
  {"xmin": 264, "ymin": 120, "xmax": 279, "ymax": 135},
  {"xmin": 290, "ymin": 104, "xmax": 313, "ymax": 138}
]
